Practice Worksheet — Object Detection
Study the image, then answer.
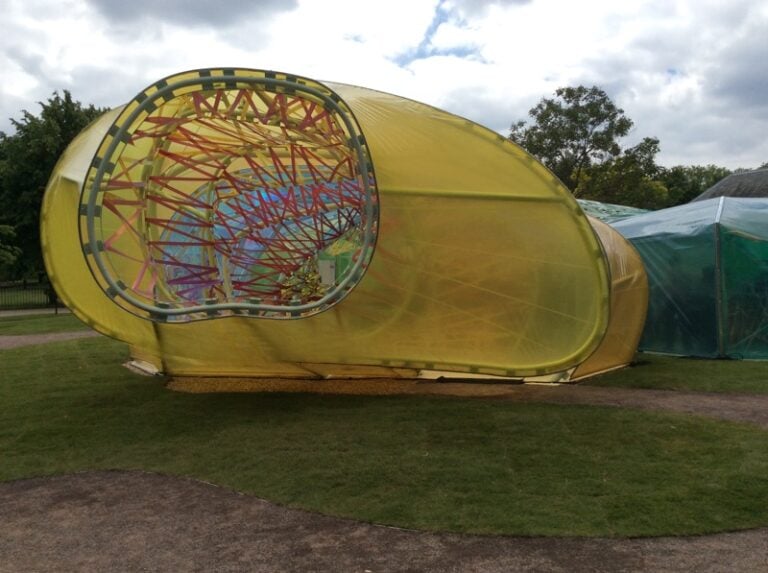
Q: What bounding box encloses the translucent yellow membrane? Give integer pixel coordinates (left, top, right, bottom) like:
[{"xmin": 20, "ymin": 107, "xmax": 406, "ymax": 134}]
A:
[{"xmin": 42, "ymin": 69, "xmax": 623, "ymax": 379}]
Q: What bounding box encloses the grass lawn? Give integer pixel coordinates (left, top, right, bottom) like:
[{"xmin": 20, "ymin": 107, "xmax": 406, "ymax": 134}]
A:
[
  {"xmin": 0, "ymin": 313, "xmax": 89, "ymax": 335},
  {"xmin": 3, "ymin": 337, "xmax": 768, "ymax": 537},
  {"xmin": 586, "ymin": 353, "xmax": 768, "ymax": 394}
]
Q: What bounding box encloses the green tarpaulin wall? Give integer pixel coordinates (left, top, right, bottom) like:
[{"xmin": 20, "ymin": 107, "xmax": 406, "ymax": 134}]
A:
[{"xmin": 613, "ymin": 197, "xmax": 768, "ymax": 359}]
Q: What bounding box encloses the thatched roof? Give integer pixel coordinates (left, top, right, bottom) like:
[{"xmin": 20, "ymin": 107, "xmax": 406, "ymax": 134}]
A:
[{"xmin": 693, "ymin": 168, "xmax": 768, "ymax": 201}]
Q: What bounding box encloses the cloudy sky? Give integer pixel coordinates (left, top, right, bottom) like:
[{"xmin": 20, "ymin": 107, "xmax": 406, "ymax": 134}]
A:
[{"xmin": 1, "ymin": 0, "xmax": 767, "ymax": 169}]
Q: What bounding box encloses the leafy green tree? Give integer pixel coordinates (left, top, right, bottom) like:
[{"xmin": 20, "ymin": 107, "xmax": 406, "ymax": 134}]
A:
[
  {"xmin": 509, "ymin": 86, "xmax": 633, "ymax": 190},
  {"xmin": 659, "ymin": 164, "xmax": 732, "ymax": 205},
  {"xmin": 0, "ymin": 224, "xmax": 21, "ymax": 273},
  {"xmin": 0, "ymin": 91, "xmax": 103, "ymax": 279},
  {"xmin": 575, "ymin": 137, "xmax": 670, "ymax": 209}
]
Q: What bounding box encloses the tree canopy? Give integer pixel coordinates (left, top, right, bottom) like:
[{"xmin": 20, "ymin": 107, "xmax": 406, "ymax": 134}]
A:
[
  {"xmin": 0, "ymin": 224, "xmax": 20, "ymax": 274},
  {"xmin": 574, "ymin": 137, "xmax": 669, "ymax": 209},
  {"xmin": 508, "ymin": 85, "xmax": 738, "ymax": 209},
  {"xmin": 509, "ymin": 86, "xmax": 633, "ymax": 191},
  {"xmin": 0, "ymin": 91, "xmax": 103, "ymax": 279},
  {"xmin": 659, "ymin": 164, "xmax": 733, "ymax": 205}
]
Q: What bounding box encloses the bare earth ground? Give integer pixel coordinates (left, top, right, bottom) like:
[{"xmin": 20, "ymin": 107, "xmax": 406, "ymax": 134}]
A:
[
  {"xmin": 2, "ymin": 470, "xmax": 767, "ymax": 573},
  {"xmin": 0, "ymin": 330, "xmax": 99, "ymax": 349},
  {"xmin": 2, "ymin": 330, "xmax": 768, "ymax": 571}
]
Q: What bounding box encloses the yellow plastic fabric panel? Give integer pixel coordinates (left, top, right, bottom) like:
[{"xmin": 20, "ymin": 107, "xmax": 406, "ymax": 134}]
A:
[
  {"xmin": 157, "ymin": 325, "xmax": 320, "ymax": 378},
  {"xmin": 41, "ymin": 109, "xmax": 158, "ymax": 351},
  {"xmin": 329, "ymin": 83, "xmax": 563, "ymax": 200},
  {"xmin": 571, "ymin": 218, "xmax": 648, "ymax": 380},
  {"xmin": 352, "ymin": 193, "xmax": 608, "ymax": 374},
  {"xmin": 332, "ymin": 82, "xmax": 610, "ymax": 373},
  {"xmin": 148, "ymin": 192, "xmax": 607, "ymax": 377},
  {"xmin": 56, "ymin": 108, "xmax": 123, "ymax": 182}
]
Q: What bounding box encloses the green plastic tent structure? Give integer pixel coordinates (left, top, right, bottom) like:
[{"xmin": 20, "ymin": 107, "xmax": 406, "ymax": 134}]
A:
[
  {"xmin": 613, "ymin": 197, "xmax": 768, "ymax": 358},
  {"xmin": 576, "ymin": 199, "xmax": 649, "ymax": 223}
]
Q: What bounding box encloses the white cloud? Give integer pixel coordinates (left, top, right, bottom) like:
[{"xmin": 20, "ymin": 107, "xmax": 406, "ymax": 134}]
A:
[
  {"xmin": 429, "ymin": 21, "xmax": 480, "ymax": 52},
  {"xmin": 0, "ymin": 0, "xmax": 766, "ymax": 168},
  {"xmin": 3, "ymin": 58, "xmax": 39, "ymax": 98}
]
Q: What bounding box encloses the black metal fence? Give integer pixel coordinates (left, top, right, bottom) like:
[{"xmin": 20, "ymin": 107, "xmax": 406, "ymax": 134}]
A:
[{"xmin": 0, "ymin": 281, "xmax": 61, "ymax": 311}]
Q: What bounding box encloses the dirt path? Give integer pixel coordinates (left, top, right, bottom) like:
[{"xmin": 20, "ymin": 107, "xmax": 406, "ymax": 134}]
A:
[
  {"xmin": 4, "ymin": 330, "xmax": 768, "ymax": 571},
  {"xmin": 500, "ymin": 384, "xmax": 768, "ymax": 429},
  {"xmin": 1, "ymin": 470, "xmax": 766, "ymax": 573},
  {"xmin": 0, "ymin": 330, "xmax": 100, "ymax": 350}
]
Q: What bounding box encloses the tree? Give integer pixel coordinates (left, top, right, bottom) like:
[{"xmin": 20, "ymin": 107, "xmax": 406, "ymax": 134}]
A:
[
  {"xmin": 575, "ymin": 137, "xmax": 670, "ymax": 209},
  {"xmin": 659, "ymin": 164, "xmax": 732, "ymax": 206},
  {"xmin": 0, "ymin": 224, "xmax": 21, "ymax": 274},
  {"xmin": 0, "ymin": 91, "xmax": 104, "ymax": 279},
  {"xmin": 509, "ymin": 86, "xmax": 633, "ymax": 190}
]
